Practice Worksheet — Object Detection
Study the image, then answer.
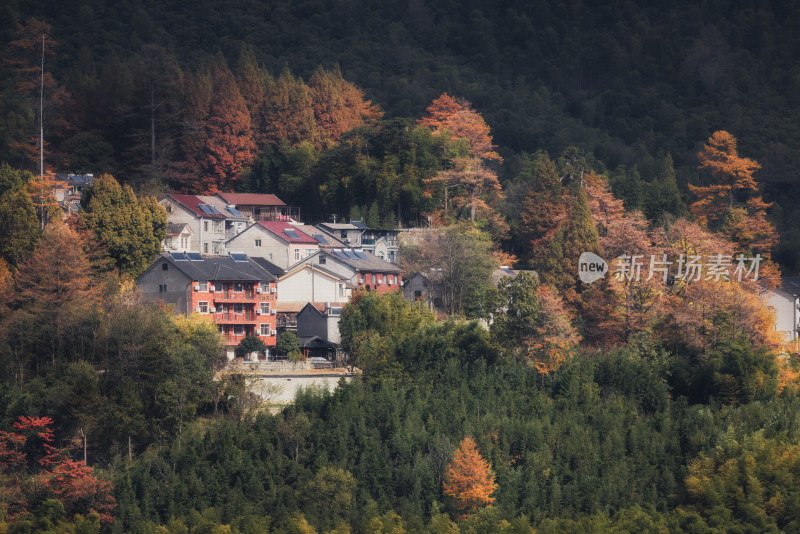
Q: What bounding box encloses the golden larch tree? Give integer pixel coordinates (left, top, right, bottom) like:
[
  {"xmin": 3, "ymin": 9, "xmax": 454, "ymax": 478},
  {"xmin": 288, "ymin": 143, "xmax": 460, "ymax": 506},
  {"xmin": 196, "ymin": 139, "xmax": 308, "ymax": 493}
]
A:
[{"xmin": 442, "ymin": 437, "xmax": 497, "ymax": 518}]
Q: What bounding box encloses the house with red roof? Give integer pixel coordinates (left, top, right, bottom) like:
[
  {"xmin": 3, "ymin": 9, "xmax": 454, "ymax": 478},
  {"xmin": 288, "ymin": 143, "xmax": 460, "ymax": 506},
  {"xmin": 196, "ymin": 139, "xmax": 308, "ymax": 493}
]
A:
[
  {"xmin": 214, "ymin": 192, "xmax": 299, "ymax": 222},
  {"xmin": 225, "ymin": 221, "xmax": 320, "ymax": 269},
  {"xmin": 160, "ymin": 194, "xmax": 249, "ymax": 255}
]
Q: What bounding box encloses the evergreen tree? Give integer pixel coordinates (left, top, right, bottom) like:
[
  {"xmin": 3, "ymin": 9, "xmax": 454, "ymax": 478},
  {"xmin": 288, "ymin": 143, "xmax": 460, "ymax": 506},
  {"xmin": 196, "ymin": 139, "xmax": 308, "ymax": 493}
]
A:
[{"xmin": 79, "ymin": 173, "xmax": 167, "ymax": 278}]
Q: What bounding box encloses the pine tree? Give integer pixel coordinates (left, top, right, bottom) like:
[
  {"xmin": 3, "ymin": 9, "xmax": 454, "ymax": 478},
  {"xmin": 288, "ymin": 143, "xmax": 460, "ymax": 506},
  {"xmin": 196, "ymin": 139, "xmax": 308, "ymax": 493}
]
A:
[
  {"xmin": 442, "ymin": 437, "xmax": 497, "ymax": 519},
  {"xmin": 202, "ymin": 54, "xmax": 256, "ymax": 192},
  {"xmin": 263, "ymin": 70, "xmax": 316, "ymax": 147}
]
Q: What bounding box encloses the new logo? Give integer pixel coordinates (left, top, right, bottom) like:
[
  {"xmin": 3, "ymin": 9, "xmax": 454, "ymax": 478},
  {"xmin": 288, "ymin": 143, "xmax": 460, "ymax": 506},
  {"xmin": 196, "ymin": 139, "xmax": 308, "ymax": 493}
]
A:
[{"xmin": 578, "ymin": 252, "xmax": 607, "ymax": 283}]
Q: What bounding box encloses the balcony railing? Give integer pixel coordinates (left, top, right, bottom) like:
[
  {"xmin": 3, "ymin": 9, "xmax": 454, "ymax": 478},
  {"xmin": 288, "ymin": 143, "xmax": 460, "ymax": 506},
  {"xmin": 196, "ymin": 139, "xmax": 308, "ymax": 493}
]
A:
[
  {"xmin": 221, "ymin": 332, "xmax": 272, "ymax": 344},
  {"xmin": 213, "ymin": 290, "xmax": 256, "ymax": 300},
  {"xmin": 214, "ymin": 312, "xmax": 257, "ymax": 322},
  {"xmin": 277, "ymin": 317, "xmax": 297, "ymax": 329}
]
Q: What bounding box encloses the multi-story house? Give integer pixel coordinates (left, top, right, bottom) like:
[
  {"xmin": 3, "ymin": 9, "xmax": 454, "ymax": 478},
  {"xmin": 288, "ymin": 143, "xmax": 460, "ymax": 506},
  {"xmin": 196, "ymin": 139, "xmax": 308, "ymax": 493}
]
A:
[
  {"xmin": 351, "ymin": 221, "xmax": 400, "ymax": 264},
  {"xmin": 762, "ymin": 277, "xmax": 800, "ymax": 353},
  {"xmin": 160, "ymin": 194, "xmax": 249, "ymax": 255},
  {"xmin": 214, "ymin": 192, "xmax": 300, "ymax": 222},
  {"xmin": 163, "ymin": 223, "xmax": 194, "ymax": 253},
  {"xmin": 317, "ymin": 221, "xmax": 400, "ymax": 264},
  {"xmin": 292, "ymin": 249, "xmax": 402, "ymax": 295},
  {"xmin": 316, "ymin": 222, "xmax": 364, "ymax": 246},
  {"xmin": 226, "ymin": 221, "xmax": 320, "ymax": 269},
  {"xmin": 137, "ymin": 252, "xmax": 278, "ymax": 359}
]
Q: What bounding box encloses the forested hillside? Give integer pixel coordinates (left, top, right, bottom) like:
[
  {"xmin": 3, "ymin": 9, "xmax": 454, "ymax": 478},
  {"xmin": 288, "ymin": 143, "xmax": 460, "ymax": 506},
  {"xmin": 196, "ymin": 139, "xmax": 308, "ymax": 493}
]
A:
[
  {"xmin": 1, "ymin": 0, "xmax": 800, "ymax": 268},
  {"xmin": 2, "ymin": 1, "xmax": 800, "ymax": 533}
]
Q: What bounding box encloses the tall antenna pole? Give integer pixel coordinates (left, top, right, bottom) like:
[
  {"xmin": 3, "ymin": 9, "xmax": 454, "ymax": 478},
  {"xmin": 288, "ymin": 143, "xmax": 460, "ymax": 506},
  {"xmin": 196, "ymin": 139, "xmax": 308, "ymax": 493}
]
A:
[{"xmin": 39, "ymin": 34, "xmax": 45, "ymax": 229}]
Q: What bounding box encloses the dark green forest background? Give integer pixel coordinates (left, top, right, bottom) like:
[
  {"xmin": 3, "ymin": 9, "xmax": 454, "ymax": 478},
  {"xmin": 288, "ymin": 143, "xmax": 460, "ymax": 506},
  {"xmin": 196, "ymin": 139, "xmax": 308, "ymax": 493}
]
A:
[
  {"xmin": 4, "ymin": 2, "xmax": 800, "ymax": 532},
  {"xmin": 2, "ymin": 0, "xmax": 800, "ymax": 270}
]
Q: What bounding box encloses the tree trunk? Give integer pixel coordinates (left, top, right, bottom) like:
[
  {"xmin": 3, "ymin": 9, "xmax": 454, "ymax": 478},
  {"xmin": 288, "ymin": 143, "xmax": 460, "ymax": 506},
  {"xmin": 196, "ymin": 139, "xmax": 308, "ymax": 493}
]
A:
[{"xmin": 81, "ymin": 426, "xmax": 87, "ymax": 465}]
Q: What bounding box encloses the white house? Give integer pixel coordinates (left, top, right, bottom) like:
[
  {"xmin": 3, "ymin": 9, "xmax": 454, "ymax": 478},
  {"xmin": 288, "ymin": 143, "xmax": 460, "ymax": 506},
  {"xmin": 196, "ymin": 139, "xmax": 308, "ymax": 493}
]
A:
[
  {"xmin": 160, "ymin": 194, "xmax": 249, "ymax": 255},
  {"xmin": 762, "ymin": 277, "xmax": 800, "ymax": 352},
  {"xmin": 163, "ymin": 223, "xmax": 194, "ymax": 253},
  {"xmin": 277, "ymin": 263, "xmax": 352, "ymax": 304},
  {"xmin": 226, "ymin": 221, "xmax": 319, "ymax": 269}
]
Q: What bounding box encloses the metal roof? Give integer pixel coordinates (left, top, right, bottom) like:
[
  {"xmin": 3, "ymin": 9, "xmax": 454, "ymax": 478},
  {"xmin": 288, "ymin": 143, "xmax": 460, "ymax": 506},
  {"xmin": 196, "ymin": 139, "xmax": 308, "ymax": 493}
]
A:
[{"xmin": 325, "ymin": 248, "xmax": 402, "ymax": 273}]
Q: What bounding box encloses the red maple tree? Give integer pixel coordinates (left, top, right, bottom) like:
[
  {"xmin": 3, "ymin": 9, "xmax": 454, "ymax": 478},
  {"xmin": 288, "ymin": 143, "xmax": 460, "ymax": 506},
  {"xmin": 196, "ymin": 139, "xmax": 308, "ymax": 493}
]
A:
[{"xmin": 0, "ymin": 416, "xmax": 116, "ymax": 525}]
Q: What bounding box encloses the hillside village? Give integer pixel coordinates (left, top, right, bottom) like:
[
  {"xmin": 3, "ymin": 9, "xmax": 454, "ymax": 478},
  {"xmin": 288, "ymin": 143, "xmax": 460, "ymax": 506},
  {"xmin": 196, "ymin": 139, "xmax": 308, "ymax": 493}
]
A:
[
  {"xmin": 5, "ymin": 3, "xmax": 800, "ymax": 531},
  {"xmin": 140, "ymin": 191, "xmax": 404, "ymax": 362}
]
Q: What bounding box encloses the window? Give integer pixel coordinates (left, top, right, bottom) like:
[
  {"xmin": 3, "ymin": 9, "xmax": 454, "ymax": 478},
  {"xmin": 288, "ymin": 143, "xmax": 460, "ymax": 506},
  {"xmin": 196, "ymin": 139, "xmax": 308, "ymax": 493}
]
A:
[
  {"xmin": 234, "ymin": 282, "xmax": 243, "ymax": 292},
  {"xmin": 260, "ymin": 302, "xmax": 271, "ymax": 314},
  {"xmin": 165, "ymin": 237, "xmax": 173, "ymax": 248},
  {"xmin": 162, "ymin": 263, "xmax": 168, "ymax": 271},
  {"xmin": 377, "ymin": 274, "xmax": 383, "ymax": 284},
  {"xmin": 260, "ymin": 324, "xmax": 270, "ymax": 336},
  {"xmin": 340, "ymin": 230, "xmax": 347, "ymax": 238},
  {"xmin": 234, "ymin": 303, "xmax": 243, "ymax": 314},
  {"xmin": 198, "ymin": 301, "xmax": 209, "ymax": 314},
  {"xmin": 319, "ymin": 256, "xmax": 326, "ymax": 265},
  {"xmin": 233, "ymin": 325, "xmax": 244, "ymax": 336},
  {"xmin": 203, "ymin": 221, "xmax": 209, "ymax": 232},
  {"xmin": 159, "ymin": 284, "xmax": 167, "ymax": 292},
  {"xmin": 388, "ymin": 275, "xmax": 394, "ymax": 285},
  {"xmin": 294, "ymin": 248, "xmax": 300, "ymax": 261},
  {"xmin": 203, "ymin": 242, "xmax": 209, "ymax": 253},
  {"xmin": 255, "ymin": 239, "xmax": 262, "ymax": 247},
  {"xmin": 268, "ymin": 253, "xmax": 273, "ymax": 260},
  {"xmin": 213, "ymin": 220, "xmax": 223, "ymax": 233},
  {"xmin": 305, "ymin": 248, "xmax": 315, "ymax": 258},
  {"xmin": 198, "ymin": 281, "xmax": 208, "ymax": 292},
  {"xmin": 214, "ymin": 282, "xmax": 223, "ymax": 292},
  {"xmin": 357, "ymin": 274, "xmax": 363, "ymax": 284},
  {"xmin": 338, "ymin": 284, "xmax": 344, "ymax": 297}
]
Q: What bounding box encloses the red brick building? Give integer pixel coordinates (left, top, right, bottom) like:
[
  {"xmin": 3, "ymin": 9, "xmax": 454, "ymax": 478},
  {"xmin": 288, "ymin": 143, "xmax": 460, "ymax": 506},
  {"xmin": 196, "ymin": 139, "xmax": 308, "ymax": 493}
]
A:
[{"xmin": 137, "ymin": 252, "xmax": 277, "ymax": 358}]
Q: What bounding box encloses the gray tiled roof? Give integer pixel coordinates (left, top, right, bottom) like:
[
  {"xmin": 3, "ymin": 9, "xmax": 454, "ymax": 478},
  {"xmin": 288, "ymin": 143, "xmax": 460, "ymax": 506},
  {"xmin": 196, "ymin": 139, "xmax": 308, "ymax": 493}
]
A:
[
  {"xmin": 160, "ymin": 253, "xmax": 276, "ymax": 282},
  {"xmin": 250, "ymin": 256, "xmax": 286, "ymax": 277},
  {"xmin": 324, "ymin": 248, "xmax": 402, "ymax": 273},
  {"xmin": 781, "ymin": 277, "xmax": 800, "ymax": 296}
]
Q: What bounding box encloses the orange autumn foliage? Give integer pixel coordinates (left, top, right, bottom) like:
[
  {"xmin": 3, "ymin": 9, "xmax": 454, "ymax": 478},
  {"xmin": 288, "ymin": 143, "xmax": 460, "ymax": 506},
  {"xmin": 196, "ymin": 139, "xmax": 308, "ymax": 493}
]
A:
[
  {"xmin": 660, "ymin": 279, "xmax": 783, "ymax": 356},
  {"xmin": 584, "ymin": 173, "xmax": 651, "ymax": 259},
  {"xmin": 309, "ymin": 67, "xmax": 383, "ymax": 148},
  {"xmin": 527, "ymin": 285, "xmax": 581, "ymax": 374},
  {"xmin": 419, "ymin": 93, "xmax": 502, "ymax": 162},
  {"xmin": 426, "ymin": 156, "xmax": 504, "ymax": 224},
  {"xmin": 691, "ymin": 130, "xmax": 760, "ymax": 224},
  {"xmin": 442, "ymin": 437, "xmax": 497, "ymax": 518}
]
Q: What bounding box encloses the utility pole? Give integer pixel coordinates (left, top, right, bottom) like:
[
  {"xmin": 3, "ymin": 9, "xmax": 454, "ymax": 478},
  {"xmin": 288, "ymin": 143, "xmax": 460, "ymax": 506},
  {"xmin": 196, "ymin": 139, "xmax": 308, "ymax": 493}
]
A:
[{"xmin": 39, "ymin": 34, "xmax": 45, "ymax": 229}]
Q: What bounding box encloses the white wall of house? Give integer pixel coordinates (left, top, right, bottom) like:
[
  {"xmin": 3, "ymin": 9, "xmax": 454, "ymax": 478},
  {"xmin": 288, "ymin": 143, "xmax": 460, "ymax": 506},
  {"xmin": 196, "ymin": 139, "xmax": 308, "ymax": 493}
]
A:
[
  {"xmin": 161, "ymin": 198, "xmax": 230, "ymax": 254},
  {"xmin": 163, "ymin": 231, "xmax": 193, "ymax": 253},
  {"xmin": 227, "ymin": 225, "xmax": 319, "ymax": 269},
  {"xmin": 227, "ymin": 225, "xmax": 291, "ymax": 267},
  {"xmin": 293, "ymin": 253, "xmax": 355, "ymax": 284},
  {"xmin": 277, "ymin": 266, "xmax": 349, "ymax": 303},
  {"xmin": 763, "ymin": 288, "xmax": 799, "ymax": 351}
]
